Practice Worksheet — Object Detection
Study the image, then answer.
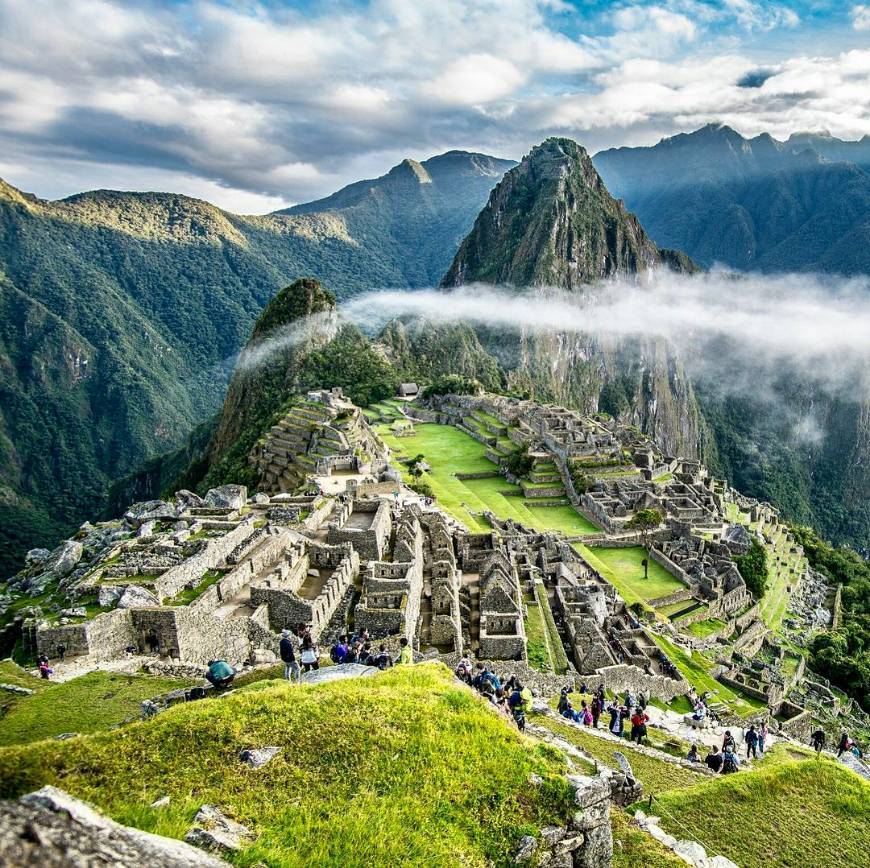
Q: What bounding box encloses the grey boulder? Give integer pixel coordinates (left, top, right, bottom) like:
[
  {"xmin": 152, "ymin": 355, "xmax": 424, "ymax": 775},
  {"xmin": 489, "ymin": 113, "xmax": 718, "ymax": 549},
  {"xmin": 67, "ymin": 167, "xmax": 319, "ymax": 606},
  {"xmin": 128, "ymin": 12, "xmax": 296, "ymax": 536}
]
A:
[
  {"xmin": 117, "ymin": 585, "xmax": 160, "ymax": 609},
  {"xmin": 205, "ymin": 485, "xmax": 248, "ymax": 510}
]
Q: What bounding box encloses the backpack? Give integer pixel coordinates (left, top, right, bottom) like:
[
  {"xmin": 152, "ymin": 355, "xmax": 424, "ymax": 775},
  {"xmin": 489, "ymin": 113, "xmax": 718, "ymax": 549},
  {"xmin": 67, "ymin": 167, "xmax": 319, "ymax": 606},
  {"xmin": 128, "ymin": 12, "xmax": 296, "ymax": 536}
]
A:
[
  {"xmin": 330, "ymin": 644, "xmax": 342, "ymax": 663},
  {"xmin": 723, "ymin": 754, "xmax": 738, "ymax": 773}
]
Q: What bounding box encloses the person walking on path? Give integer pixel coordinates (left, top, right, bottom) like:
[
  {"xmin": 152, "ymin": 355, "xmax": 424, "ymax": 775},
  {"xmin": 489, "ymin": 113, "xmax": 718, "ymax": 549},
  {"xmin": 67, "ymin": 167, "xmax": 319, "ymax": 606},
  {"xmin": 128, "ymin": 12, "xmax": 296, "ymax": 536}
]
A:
[
  {"xmin": 837, "ymin": 730, "xmax": 850, "ymax": 757},
  {"xmin": 300, "ymin": 632, "xmax": 319, "ymax": 672},
  {"xmin": 757, "ymin": 721, "xmax": 767, "ymax": 755},
  {"xmin": 811, "ymin": 728, "xmax": 826, "ymax": 755},
  {"xmin": 630, "ymin": 709, "xmax": 649, "ymax": 744},
  {"xmin": 745, "ymin": 725, "xmax": 759, "ymax": 760},
  {"xmin": 280, "ymin": 629, "xmax": 299, "ymax": 682},
  {"xmin": 591, "ymin": 695, "xmax": 601, "ymax": 729}
]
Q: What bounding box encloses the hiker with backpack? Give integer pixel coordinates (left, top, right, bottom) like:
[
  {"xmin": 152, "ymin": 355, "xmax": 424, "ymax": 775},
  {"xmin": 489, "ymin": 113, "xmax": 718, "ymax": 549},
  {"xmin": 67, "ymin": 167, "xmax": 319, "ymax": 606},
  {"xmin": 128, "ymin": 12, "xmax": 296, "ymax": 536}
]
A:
[
  {"xmin": 590, "ymin": 695, "xmax": 601, "ymax": 729},
  {"xmin": 508, "ymin": 682, "xmax": 532, "ymax": 731},
  {"xmin": 837, "ymin": 730, "xmax": 850, "ymax": 757},
  {"xmin": 721, "ymin": 744, "xmax": 740, "ymax": 774},
  {"xmin": 331, "ymin": 635, "xmax": 350, "ymax": 665},
  {"xmin": 745, "ymin": 725, "xmax": 759, "ymax": 759},
  {"xmin": 722, "ymin": 730, "xmax": 736, "ymax": 753},
  {"xmin": 371, "ymin": 643, "xmax": 392, "ymax": 670},
  {"xmin": 280, "ymin": 629, "xmax": 299, "ymax": 682},
  {"xmin": 687, "ymin": 744, "xmax": 700, "ymax": 763}
]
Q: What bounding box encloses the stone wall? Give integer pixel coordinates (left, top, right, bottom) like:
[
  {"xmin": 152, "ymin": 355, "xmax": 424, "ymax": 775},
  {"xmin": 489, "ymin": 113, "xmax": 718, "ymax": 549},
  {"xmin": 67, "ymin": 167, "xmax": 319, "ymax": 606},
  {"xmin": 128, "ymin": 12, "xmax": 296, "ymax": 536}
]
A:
[
  {"xmin": 37, "ymin": 609, "xmax": 134, "ymax": 661},
  {"xmin": 326, "ymin": 499, "xmax": 390, "ymax": 561},
  {"xmin": 582, "ymin": 663, "xmax": 688, "ymax": 702},
  {"xmin": 153, "ymin": 519, "xmax": 256, "ymax": 600}
]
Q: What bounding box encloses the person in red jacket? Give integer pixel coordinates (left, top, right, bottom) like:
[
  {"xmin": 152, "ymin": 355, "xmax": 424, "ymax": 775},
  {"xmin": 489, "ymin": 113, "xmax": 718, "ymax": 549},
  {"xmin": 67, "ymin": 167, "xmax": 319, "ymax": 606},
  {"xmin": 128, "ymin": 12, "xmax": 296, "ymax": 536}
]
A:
[{"xmin": 630, "ymin": 709, "xmax": 649, "ymax": 744}]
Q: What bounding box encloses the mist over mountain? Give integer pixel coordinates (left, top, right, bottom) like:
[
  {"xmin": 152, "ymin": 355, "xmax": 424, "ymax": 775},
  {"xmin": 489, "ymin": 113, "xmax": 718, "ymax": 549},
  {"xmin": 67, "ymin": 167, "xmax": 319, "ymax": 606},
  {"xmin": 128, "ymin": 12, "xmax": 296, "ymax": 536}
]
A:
[{"xmin": 0, "ymin": 151, "xmax": 513, "ymax": 574}]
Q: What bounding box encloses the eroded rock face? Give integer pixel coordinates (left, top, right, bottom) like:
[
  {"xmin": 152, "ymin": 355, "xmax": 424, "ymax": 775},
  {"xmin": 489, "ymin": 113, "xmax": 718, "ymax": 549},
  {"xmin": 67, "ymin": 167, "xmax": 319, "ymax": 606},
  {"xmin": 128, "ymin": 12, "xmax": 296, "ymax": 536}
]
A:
[
  {"xmin": 117, "ymin": 584, "xmax": 160, "ymax": 609},
  {"xmin": 0, "ymin": 786, "xmax": 227, "ymax": 867},
  {"xmin": 204, "ymin": 485, "xmax": 248, "ymax": 510},
  {"xmin": 184, "ymin": 804, "xmax": 253, "ymax": 855},
  {"xmin": 124, "ymin": 500, "xmax": 177, "ymax": 528}
]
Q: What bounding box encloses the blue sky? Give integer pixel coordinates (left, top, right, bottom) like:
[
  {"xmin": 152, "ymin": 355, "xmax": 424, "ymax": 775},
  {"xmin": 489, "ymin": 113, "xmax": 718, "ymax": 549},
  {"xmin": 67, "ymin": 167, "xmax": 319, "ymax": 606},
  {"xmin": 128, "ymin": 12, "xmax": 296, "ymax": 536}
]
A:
[{"xmin": 0, "ymin": 0, "xmax": 868, "ymax": 211}]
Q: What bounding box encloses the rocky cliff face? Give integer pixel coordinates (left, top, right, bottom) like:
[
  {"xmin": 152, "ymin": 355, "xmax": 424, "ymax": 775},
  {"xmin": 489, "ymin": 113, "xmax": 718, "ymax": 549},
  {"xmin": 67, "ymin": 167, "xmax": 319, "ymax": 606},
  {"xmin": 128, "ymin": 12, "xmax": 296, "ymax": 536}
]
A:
[{"xmin": 440, "ymin": 137, "xmax": 704, "ymax": 458}]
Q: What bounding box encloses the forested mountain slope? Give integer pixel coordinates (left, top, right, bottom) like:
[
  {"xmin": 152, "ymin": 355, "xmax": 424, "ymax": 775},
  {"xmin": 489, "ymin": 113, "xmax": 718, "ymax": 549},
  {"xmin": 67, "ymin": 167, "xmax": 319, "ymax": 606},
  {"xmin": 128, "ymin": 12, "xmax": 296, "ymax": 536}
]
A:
[{"xmin": 0, "ymin": 152, "xmax": 513, "ymax": 574}]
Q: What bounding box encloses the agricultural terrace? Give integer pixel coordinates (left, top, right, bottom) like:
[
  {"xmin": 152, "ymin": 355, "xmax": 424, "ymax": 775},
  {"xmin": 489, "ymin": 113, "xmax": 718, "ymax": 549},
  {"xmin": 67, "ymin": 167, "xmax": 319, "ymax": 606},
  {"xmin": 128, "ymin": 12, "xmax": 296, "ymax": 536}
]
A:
[
  {"xmin": 575, "ymin": 545, "xmax": 685, "ymax": 606},
  {"xmin": 377, "ymin": 422, "xmax": 599, "ymax": 536}
]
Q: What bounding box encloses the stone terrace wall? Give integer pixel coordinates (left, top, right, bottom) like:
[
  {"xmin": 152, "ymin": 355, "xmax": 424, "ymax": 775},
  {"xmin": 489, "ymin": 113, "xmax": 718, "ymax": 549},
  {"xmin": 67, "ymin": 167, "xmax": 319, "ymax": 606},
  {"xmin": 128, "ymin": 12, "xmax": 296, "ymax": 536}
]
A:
[
  {"xmin": 581, "ymin": 663, "xmax": 688, "ymax": 702},
  {"xmin": 154, "ymin": 519, "xmax": 256, "ymax": 600},
  {"xmin": 326, "ymin": 500, "xmax": 390, "ymax": 560},
  {"xmin": 36, "ymin": 609, "xmax": 133, "ymax": 661}
]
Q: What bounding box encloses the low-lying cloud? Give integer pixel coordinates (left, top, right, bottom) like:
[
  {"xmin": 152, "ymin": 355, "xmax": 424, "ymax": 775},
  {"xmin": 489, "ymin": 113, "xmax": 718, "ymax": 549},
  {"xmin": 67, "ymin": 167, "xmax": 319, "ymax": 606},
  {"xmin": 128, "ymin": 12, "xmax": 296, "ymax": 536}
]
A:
[{"xmin": 342, "ymin": 270, "xmax": 870, "ymax": 393}]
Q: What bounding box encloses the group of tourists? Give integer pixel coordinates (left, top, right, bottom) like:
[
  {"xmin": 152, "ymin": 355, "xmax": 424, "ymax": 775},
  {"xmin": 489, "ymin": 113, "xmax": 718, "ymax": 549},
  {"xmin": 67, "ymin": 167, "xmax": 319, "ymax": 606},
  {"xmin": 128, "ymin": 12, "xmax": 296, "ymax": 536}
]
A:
[
  {"xmin": 455, "ymin": 661, "xmax": 533, "ymax": 730},
  {"xmin": 556, "ymin": 684, "xmax": 655, "ymax": 745},
  {"xmin": 811, "ymin": 727, "xmax": 863, "ymax": 759},
  {"xmin": 685, "ymin": 724, "xmax": 767, "ymax": 774},
  {"xmin": 278, "ymin": 625, "xmax": 414, "ymax": 681}
]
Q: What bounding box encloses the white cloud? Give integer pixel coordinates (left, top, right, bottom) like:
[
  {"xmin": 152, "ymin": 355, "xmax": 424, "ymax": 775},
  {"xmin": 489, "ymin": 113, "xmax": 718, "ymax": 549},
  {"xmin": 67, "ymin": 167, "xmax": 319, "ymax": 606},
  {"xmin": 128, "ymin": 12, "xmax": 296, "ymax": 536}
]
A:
[
  {"xmin": 422, "ymin": 54, "xmax": 527, "ymax": 106},
  {"xmin": 0, "ymin": 0, "xmax": 864, "ymax": 206},
  {"xmin": 852, "ymin": 5, "xmax": 870, "ymax": 31}
]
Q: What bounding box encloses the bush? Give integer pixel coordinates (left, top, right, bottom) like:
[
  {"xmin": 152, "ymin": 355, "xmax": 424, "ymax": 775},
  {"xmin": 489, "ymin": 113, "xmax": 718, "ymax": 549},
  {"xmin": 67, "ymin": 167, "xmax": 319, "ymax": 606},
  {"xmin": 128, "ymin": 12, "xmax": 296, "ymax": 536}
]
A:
[
  {"xmin": 734, "ymin": 538, "xmax": 768, "ymax": 598},
  {"xmin": 504, "ymin": 446, "xmax": 534, "ymax": 478},
  {"xmin": 421, "ymin": 375, "xmax": 481, "ymax": 399}
]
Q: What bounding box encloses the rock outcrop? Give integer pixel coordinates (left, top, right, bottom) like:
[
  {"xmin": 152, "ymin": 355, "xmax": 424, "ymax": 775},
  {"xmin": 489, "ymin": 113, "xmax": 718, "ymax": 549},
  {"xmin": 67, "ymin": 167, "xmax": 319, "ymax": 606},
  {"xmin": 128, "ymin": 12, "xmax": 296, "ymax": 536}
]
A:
[{"xmin": 0, "ymin": 786, "xmax": 227, "ymax": 867}]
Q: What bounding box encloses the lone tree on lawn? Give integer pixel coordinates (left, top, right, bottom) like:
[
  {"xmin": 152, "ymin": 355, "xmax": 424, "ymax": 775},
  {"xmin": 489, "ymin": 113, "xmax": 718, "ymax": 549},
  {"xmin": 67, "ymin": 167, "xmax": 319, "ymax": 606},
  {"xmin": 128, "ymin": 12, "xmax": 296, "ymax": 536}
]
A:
[{"xmin": 627, "ymin": 508, "xmax": 663, "ymax": 578}]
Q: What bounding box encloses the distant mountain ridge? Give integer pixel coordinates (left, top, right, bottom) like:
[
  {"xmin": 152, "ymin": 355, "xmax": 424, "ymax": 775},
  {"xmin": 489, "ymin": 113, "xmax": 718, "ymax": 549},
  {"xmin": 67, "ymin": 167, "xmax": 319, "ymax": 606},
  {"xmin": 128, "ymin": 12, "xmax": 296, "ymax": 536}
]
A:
[
  {"xmin": 0, "ymin": 150, "xmax": 514, "ymax": 574},
  {"xmin": 593, "ymin": 124, "xmax": 870, "ymax": 273}
]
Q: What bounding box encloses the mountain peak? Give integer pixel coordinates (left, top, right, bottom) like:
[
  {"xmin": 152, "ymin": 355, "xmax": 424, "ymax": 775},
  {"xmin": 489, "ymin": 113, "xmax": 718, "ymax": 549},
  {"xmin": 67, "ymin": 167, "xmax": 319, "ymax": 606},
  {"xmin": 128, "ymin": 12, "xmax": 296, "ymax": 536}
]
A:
[{"xmin": 441, "ymin": 136, "xmax": 690, "ymax": 289}]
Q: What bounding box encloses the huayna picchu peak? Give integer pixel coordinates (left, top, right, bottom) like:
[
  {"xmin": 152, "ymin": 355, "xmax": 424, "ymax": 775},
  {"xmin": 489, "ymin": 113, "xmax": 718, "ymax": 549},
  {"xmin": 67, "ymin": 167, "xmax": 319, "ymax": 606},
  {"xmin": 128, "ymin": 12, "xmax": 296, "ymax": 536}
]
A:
[{"xmin": 442, "ymin": 137, "xmax": 696, "ymax": 289}]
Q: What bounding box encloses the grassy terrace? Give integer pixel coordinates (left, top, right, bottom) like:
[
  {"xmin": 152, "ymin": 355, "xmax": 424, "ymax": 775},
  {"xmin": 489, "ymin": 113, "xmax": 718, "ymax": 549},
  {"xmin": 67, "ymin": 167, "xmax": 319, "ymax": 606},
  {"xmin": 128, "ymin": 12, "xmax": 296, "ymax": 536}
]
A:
[
  {"xmin": 524, "ymin": 584, "xmax": 569, "ymax": 675},
  {"xmin": 378, "ymin": 423, "xmax": 599, "ymax": 536},
  {"xmin": 0, "ymin": 664, "xmax": 575, "ymax": 866},
  {"xmin": 532, "ymin": 714, "xmax": 705, "ymax": 795},
  {"xmin": 650, "ymin": 758, "xmax": 870, "ymax": 868},
  {"xmin": 650, "ymin": 634, "xmax": 766, "ymax": 717},
  {"xmin": 686, "ymin": 617, "xmax": 727, "ymax": 639},
  {"xmin": 0, "ymin": 665, "xmax": 193, "ymax": 746},
  {"xmin": 574, "ymin": 545, "xmax": 685, "ymax": 606}
]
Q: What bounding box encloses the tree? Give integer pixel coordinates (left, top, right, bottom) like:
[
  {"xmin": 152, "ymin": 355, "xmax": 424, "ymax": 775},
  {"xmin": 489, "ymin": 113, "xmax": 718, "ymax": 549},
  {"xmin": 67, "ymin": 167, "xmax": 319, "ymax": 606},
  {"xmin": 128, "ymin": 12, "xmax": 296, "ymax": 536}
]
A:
[
  {"xmin": 734, "ymin": 539, "xmax": 768, "ymax": 598},
  {"xmin": 626, "ymin": 508, "xmax": 663, "ymax": 578}
]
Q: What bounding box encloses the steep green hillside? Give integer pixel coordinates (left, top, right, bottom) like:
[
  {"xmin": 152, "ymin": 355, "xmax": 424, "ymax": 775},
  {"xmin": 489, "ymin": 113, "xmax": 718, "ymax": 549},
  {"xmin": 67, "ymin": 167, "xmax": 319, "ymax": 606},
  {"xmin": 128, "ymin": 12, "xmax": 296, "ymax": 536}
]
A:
[
  {"xmin": 0, "ymin": 152, "xmax": 512, "ymax": 573},
  {"xmin": 0, "ymin": 664, "xmax": 574, "ymax": 866},
  {"xmin": 440, "ymin": 138, "xmax": 705, "ymax": 460},
  {"xmin": 594, "ymin": 124, "xmax": 870, "ymax": 274}
]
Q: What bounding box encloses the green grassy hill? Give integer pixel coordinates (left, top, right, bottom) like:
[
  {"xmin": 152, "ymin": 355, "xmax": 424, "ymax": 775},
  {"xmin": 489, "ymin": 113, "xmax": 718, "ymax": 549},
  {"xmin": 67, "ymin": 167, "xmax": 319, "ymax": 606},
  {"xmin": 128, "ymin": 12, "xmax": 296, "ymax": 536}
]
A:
[{"xmin": 0, "ymin": 664, "xmax": 574, "ymax": 867}]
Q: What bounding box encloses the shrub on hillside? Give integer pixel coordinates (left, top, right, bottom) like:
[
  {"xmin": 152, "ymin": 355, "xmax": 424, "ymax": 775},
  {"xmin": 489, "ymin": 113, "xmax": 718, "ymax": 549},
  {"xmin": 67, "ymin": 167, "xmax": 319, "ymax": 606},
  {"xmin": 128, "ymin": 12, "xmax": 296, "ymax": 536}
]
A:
[{"xmin": 734, "ymin": 538, "xmax": 768, "ymax": 598}]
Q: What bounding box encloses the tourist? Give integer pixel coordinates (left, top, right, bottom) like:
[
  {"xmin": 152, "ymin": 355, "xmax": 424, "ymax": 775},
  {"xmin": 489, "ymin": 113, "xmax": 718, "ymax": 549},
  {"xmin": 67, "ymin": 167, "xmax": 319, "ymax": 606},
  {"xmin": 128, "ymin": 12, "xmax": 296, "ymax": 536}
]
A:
[
  {"xmin": 344, "ymin": 642, "xmax": 360, "ymax": 665},
  {"xmin": 687, "ymin": 744, "xmax": 700, "ymax": 763},
  {"xmin": 692, "ymin": 699, "xmax": 706, "ymax": 722},
  {"xmin": 455, "ymin": 658, "xmax": 473, "ymax": 684},
  {"xmin": 630, "ymin": 708, "xmax": 649, "ymax": 744},
  {"xmin": 705, "ymin": 745, "xmax": 723, "ymax": 773},
  {"xmin": 597, "ymin": 684, "xmax": 606, "ymax": 708},
  {"xmin": 57, "ymin": 644, "xmax": 66, "ymax": 662},
  {"xmin": 722, "ymin": 730, "xmax": 736, "ymax": 753},
  {"xmin": 358, "ymin": 642, "xmax": 372, "ymax": 665},
  {"xmin": 581, "ymin": 700, "xmax": 593, "ymax": 726},
  {"xmin": 300, "ymin": 633, "xmax": 319, "ymax": 672},
  {"xmin": 561, "ymin": 699, "xmax": 582, "ymax": 723},
  {"xmin": 745, "ymin": 725, "xmax": 759, "ymax": 760},
  {"xmin": 558, "ymin": 686, "xmax": 572, "ymax": 716},
  {"xmin": 837, "ymin": 730, "xmax": 850, "ymax": 758},
  {"xmin": 607, "ymin": 701, "xmax": 620, "ymax": 735},
  {"xmin": 331, "ymin": 634, "xmax": 350, "ymax": 664},
  {"xmin": 721, "ymin": 744, "xmax": 740, "ymax": 774},
  {"xmin": 757, "ymin": 721, "xmax": 768, "ymax": 755},
  {"xmin": 591, "ymin": 695, "xmax": 601, "ymax": 729},
  {"xmin": 810, "ymin": 728, "xmax": 826, "ymax": 754},
  {"xmin": 279, "ymin": 629, "xmax": 299, "ymax": 682},
  {"xmin": 38, "ymin": 660, "xmax": 52, "ymax": 679},
  {"xmin": 508, "ymin": 682, "xmax": 532, "ymax": 731},
  {"xmin": 371, "ymin": 643, "xmax": 392, "ymax": 670},
  {"xmin": 638, "ymin": 690, "xmax": 648, "ymax": 711},
  {"xmin": 205, "ymin": 659, "xmax": 235, "ymax": 689},
  {"xmin": 396, "ymin": 636, "xmax": 413, "ymax": 665},
  {"xmin": 624, "ymin": 690, "xmax": 635, "ymax": 712}
]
